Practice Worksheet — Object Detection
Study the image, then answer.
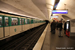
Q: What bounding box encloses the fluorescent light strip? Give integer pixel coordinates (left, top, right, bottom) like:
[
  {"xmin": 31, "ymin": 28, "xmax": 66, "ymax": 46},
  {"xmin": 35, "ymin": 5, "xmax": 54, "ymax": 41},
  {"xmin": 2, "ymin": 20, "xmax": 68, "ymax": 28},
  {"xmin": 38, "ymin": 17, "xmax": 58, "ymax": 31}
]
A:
[{"xmin": 52, "ymin": 10, "xmax": 68, "ymax": 12}]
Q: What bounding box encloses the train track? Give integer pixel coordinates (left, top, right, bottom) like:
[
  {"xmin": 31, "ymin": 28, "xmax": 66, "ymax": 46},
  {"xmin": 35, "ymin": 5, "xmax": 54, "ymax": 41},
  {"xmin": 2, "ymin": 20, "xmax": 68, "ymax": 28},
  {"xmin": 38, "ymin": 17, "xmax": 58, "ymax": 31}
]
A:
[{"xmin": 0, "ymin": 24, "xmax": 47, "ymax": 50}]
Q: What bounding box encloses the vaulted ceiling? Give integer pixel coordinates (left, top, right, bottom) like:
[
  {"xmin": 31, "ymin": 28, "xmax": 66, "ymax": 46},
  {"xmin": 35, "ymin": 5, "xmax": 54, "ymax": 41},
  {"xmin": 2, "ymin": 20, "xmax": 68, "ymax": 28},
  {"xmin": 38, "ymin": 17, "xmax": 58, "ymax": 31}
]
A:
[
  {"xmin": 0, "ymin": 0, "xmax": 75, "ymax": 21},
  {"xmin": 0, "ymin": 0, "xmax": 50, "ymax": 20}
]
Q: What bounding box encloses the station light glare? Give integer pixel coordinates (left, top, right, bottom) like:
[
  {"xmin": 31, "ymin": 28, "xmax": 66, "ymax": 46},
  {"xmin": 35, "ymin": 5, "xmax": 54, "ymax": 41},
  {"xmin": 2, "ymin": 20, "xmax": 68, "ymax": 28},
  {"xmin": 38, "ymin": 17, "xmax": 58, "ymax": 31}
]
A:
[
  {"xmin": 52, "ymin": 0, "xmax": 55, "ymax": 5},
  {"xmin": 56, "ymin": 0, "xmax": 67, "ymax": 9},
  {"xmin": 66, "ymin": 23, "xmax": 69, "ymax": 29},
  {"xmin": 0, "ymin": 17, "xmax": 2, "ymax": 18},
  {"xmin": 51, "ymin": 6, "xmax": 53, "ymax": 9},
  {"xmin": 67, "ymin": 20, "xmax": 69, "ymax": 21}
]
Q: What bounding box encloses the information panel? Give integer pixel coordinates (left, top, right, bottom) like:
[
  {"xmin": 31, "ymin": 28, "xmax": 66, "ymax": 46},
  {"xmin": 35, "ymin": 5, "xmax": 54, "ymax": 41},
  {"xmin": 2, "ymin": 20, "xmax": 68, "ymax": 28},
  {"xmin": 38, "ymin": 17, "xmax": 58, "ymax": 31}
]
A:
[
  {"xmin": 52, "ymin": 10, "xmax": 68, "ymax": 14},
  {"xmin": 51, "ymin": 16, "xmax": 58, "ymax": 18}
]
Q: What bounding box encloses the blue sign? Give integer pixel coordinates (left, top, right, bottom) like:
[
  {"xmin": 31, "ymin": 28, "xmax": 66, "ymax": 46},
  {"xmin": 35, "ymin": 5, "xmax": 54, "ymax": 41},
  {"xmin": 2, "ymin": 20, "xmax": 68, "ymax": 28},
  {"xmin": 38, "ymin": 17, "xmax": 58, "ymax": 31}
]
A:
[{"xmin": 52, "ymin": 10, "xmax": 68, "ymax": 14}]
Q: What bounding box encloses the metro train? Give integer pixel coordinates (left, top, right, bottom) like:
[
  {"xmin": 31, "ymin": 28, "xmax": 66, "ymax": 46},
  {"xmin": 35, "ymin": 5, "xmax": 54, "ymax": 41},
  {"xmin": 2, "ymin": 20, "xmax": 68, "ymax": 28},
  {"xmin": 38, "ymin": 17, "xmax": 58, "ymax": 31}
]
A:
[{"xmin": 0, "ymin": 13, "xmax": 46, "ymax": 40}]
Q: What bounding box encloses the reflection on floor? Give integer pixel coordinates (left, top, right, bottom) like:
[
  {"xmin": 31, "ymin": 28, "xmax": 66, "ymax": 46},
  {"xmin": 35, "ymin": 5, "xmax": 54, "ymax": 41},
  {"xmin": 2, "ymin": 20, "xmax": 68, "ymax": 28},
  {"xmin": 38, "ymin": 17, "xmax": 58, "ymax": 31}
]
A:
[{"xmin": 50, "ymin": 30, "xmax": 75, "ymax": 50}]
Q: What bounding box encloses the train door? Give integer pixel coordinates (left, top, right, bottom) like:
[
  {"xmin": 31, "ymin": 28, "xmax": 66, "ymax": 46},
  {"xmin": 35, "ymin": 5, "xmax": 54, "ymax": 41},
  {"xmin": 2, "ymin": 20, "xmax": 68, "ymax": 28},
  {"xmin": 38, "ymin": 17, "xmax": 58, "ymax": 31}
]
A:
[
  {"xmin": 20, "ymin": 18, "xmax": 22, "ymax": 32},
  {"xmin": 21, "ymin": 18, "xmax": 25, "ymax": 32},
  {"xmin": 4, "ymin": 16, "xmax": 10, "ymax": 37},
  {"xmin": 0, "ymin": 15, "xmax": 4, "ymax": 38},
  {"xmin": 25, "ymin": 18, "xmax": 27, "ymax": 24},
  {"xmin": 25, "ymin": 18, "xmax": 29, "ymax": 31}
]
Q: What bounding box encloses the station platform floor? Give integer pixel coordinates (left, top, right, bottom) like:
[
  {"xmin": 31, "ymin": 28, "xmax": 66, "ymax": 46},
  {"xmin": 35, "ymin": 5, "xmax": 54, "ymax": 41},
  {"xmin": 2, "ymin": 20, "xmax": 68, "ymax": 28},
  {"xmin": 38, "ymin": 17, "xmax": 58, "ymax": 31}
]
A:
[{"xmin": 41, "ymin": 23, "xmax": 75, "ymax": 50}]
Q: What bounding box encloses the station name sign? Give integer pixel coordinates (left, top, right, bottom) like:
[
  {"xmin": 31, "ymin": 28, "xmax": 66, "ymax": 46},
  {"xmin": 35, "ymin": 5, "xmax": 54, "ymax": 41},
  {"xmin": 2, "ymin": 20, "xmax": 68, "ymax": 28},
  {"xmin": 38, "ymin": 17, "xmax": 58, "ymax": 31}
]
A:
[{"xmin": 52, "ymin": 10, "xmax": 68, "ymax": 14}]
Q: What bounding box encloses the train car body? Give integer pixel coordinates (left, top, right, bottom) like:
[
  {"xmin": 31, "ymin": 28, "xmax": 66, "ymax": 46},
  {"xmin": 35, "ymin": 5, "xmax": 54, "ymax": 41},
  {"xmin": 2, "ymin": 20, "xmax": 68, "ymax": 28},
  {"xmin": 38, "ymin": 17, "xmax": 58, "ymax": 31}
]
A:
[{"xmin": 0, "ymin": 13, "xmax": 46, "ymax": 40}]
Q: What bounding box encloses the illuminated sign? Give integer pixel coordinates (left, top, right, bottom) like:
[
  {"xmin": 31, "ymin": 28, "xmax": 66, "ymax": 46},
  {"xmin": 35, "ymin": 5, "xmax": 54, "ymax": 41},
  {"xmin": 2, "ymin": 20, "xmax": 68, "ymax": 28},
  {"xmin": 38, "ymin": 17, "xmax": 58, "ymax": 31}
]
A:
[
  {"xmin": 52, "ymin": 10, "xmax": 68, "ymax": 14},
  {"xmin": 51, "ymin": 16, "xmax": 58, "ymax": 18}
]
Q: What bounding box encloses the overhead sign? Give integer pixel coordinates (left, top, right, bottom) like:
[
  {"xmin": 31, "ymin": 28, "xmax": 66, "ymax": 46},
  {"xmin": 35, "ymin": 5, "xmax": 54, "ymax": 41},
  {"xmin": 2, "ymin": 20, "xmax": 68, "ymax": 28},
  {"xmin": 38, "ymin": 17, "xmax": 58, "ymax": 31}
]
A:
[
  {"xmin": 52, "ymin": 10, "xmax": 68, "ymax": 14},
  {"xmin": 51, "ymin": 16, "xmax": 58, "ymax": 18}
]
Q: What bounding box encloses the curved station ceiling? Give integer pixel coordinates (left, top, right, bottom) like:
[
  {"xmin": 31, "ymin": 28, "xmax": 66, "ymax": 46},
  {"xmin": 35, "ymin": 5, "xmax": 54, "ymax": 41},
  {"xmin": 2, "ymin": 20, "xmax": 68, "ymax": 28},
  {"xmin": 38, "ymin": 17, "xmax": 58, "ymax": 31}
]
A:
[{"xmin": 0, "ymin": 0, "xmax": 75, "ymax": 21}]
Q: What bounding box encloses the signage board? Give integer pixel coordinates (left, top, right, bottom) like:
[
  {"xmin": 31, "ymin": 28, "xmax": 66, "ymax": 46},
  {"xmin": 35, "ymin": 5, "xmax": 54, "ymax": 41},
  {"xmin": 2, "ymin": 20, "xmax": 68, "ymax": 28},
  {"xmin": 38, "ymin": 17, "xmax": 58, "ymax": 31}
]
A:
[
  {"xmin": 51, "ymin": 16, "xmax": 58, "ymax": 18},
  {"xmin": 52, "ymin": 10, "xmax": 68, "ymax": 14}
]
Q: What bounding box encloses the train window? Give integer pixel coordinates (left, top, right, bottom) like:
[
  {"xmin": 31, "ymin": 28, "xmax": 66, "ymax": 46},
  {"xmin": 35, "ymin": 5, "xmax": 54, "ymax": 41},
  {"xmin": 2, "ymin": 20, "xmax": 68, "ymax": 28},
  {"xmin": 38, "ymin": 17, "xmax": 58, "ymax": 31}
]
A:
[
  {"xmin": 35, "ymin": 20, "xmax": 37, "ymax": 23},
  {"xmin": 31, "ymin": 19, "xmax": 33, "ymax": 24},
  {"xmin": 27, "ymin": 19, "xmax": 29, "ymax": 24},
  {"xmin": 40, "ymin": 20, "xmax": 41, "ymax": 22},
  {"xmin": 25, "ymin": 19, "xmax": 27, "ymax": 24},
  {"xmin": 37, "ymin": 20, "xmax": 38, "ymax": 23},
  {"xmin": 33, "ymin": 20, "xmax": 34, "ymax": 23},
  {"xmin": 36, "ymin": 20, "xmax": 37, "ymax": 23},
  {"xmin": 35, "ymin": 21, "xmax": 37, "ymax": 23},
  {"xmin": 5, "ymin": 17, "xmax": 9, "ymax": 26},
  {"xmin": 29, "ymin": 19, "xmax": 31, "ymax": 24},
  {"xmin": 34, "ymin": 20, "xmax": 36, "ymax": 23},
  {"xmin": 20, "ymin": 19, "xmax": 21, "ymax": 25},
  {"xmin": 0, "ymin": 17, "xmax": 2, "ymax": 27},
  {"xmin": 22, "ymin": 19, "xmax": 24, "ymax": 25},
  {"xmin": 11, "ymin": 18, "xmax": 18, "ymax": 26}
]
